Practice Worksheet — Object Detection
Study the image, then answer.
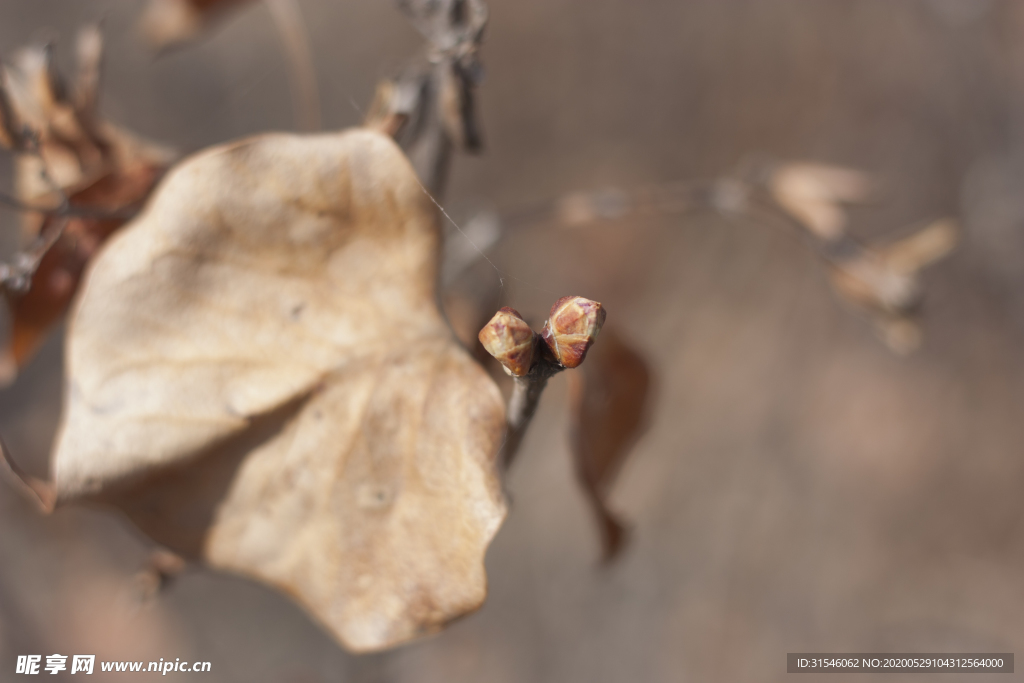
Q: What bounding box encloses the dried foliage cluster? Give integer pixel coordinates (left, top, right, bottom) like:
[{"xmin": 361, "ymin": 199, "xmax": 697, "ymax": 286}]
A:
[
  {"xmin": 0, "ymin": 0, "xmax": 957, "ymax": 654},
  {"xmin": 0, "ymin": 26, "xmax": 174, "ymax": 383}
]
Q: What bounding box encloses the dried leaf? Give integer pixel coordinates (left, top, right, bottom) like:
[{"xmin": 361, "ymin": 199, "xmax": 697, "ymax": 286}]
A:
[
  {"xmin": 880, "ymin": 218, "xmax": 959, "ymax": 274},
  {"xmin": 139, "ymin": 0, "xmax": 256, "ymax": 50},
  {"xmin": 769, "ymin": 162, "xmax": 873, "ymax": 240},
  {"xmin": 827, "ymin": 219, "xmax": 959, "ymax": 354},
  {"xmin": 567, "ymin": 327, "xmax": 651, "ymax": 562},
  {"xmin": 0, "ymin": 29, "xmax": 176, "ymax": 383},
  {"xmin": 829, "ymin": 219, "xmax": 959, "ymax": 315},
  {"xmin": 51, "ymin": 128, "xmax": 508, "ymax": 652}
]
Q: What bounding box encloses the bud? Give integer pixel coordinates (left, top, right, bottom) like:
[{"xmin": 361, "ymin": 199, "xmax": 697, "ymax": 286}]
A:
[
  {"xmin": 541, "ymin": 296, "xmax": 606, "ymax": 368},
  {"xmin": 478, "ymin": 307, "xmax": 536, "ymax": 376}
]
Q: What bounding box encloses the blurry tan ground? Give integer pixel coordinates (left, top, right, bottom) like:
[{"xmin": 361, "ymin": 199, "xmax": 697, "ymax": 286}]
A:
[{"xmin": 3, "ymin": 1, "xmax": 1024, "ymax": 681}]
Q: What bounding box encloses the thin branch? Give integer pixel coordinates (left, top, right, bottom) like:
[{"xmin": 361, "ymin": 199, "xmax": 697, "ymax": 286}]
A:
[
  {"xmin": 486, "ymin": 165, "xmax": 955, "ymax": 354},
  {"xmin": 379, "ymin": 0, "xmax": 488, "ymax": 197},
  {"xmin": 502, "ymin": 180, "xmax": 715, "ymax": 231},
  {"xmin": 491, "ymin": 165, "xmax": 950, "ymax": 302},
  {"xmin": 501, "ymin": 358, "xmax": 560, "ymax": 469}
]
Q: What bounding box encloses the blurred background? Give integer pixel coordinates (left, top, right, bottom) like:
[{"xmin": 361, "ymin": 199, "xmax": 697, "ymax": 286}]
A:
[{"xmin": 3, "ymin": 0, "xmax": 1024, "ymax": 681}]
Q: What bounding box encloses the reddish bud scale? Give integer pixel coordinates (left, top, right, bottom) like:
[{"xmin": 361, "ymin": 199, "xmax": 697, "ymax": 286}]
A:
[
  {"xmin": 541, "ymin": 296, "xmax": 606, "ymax": 368},
  {"xmin": 478, "ymin": 307, "xmax": 537, "ymax": 376}
]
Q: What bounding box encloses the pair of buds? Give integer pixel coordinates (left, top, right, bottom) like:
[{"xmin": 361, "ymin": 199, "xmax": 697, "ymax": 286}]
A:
[{"xmin": 478, "ymin": 296, "xmax": 606, "ymax": 376}]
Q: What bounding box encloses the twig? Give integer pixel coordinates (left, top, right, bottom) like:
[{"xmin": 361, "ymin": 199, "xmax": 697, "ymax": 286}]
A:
[
  {"xmin": 382, "ymin": 2, "xmax": 625, "ymax": 468},
  {"xmin": 501, "ymin": 359, "xmax": 561, "ymax": 469},
  {"xmin": 387, "ymin": 1, "xmax": 619, "ymax": 468},
  {"xmin": 487, "ymin": 165, "xmax": 954, "ymax": 335},
  {"xmin": 264, "ymin": 0, "xmax": 321, "ymax": 132},
  {"xmin": 379, "ymin": 0, "xmax": 488, "ymax": 197}
]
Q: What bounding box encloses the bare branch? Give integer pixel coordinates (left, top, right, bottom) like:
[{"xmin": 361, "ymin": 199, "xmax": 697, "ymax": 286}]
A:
[
  {"xmin": 377, "ymin": 0, "xmax": 488, "ymax": 196},
  {"xmin": 487, "ymin": 162, "xmax": 957, "ymax": 354},
  {"xmin": 502, "ymin": 360, "xmax": 561, "ymax": 470}
]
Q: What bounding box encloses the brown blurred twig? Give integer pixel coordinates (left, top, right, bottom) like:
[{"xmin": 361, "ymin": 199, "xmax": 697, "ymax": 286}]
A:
[
  {"xmin": 490, "ymin": 161, "xmax": 957, "ymax": 354},
  {"xmin": 502, "ymin": 356, "xmax": 563, "ymax": 470},
  {"xmin": 368, "ymin": 0, "xmax": 487, "ymax": 197},
  {"xmin": 375, "ymin": 0, "xmax": 585, "ymax": 470}
]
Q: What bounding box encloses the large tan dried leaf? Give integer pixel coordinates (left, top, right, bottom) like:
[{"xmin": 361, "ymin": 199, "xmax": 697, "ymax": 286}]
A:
[
  {"xmin": 50, "ymin": 128, "xmax": 507, "ymax": 652},
  {"xmin": 0, "ymin": 28, "xmax": 176, "ymax": 384},
  {"xmin": 567, "ymin": 327, "xmax": 651, "ymax": 562}
]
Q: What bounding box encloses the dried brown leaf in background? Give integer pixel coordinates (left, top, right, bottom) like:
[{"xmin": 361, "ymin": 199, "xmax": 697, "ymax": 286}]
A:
[
  {"xmin": 0, "ymin": 27, "xmax": 176, "ymax": 384},
  {"xmin": 139, "ymin": 0, "xmax": 257, "ymax": 50},
  {"xmin": 879, "ymin": 217, "xmax": 959, "ymax": 275},
  {"xmin": 828, "ymin": 219, "xmax": 958, "ymax": 353},
  {"xmin": 769, "ymin": 161, "xmax": 873, "ymax": 241},
  {"xmin": 50, "ymin": 128, "xmax": 507, "ymax": 652},
  {"xmin": 567, "ymin": 326, "xmax": 651, "ymax": 562}
]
